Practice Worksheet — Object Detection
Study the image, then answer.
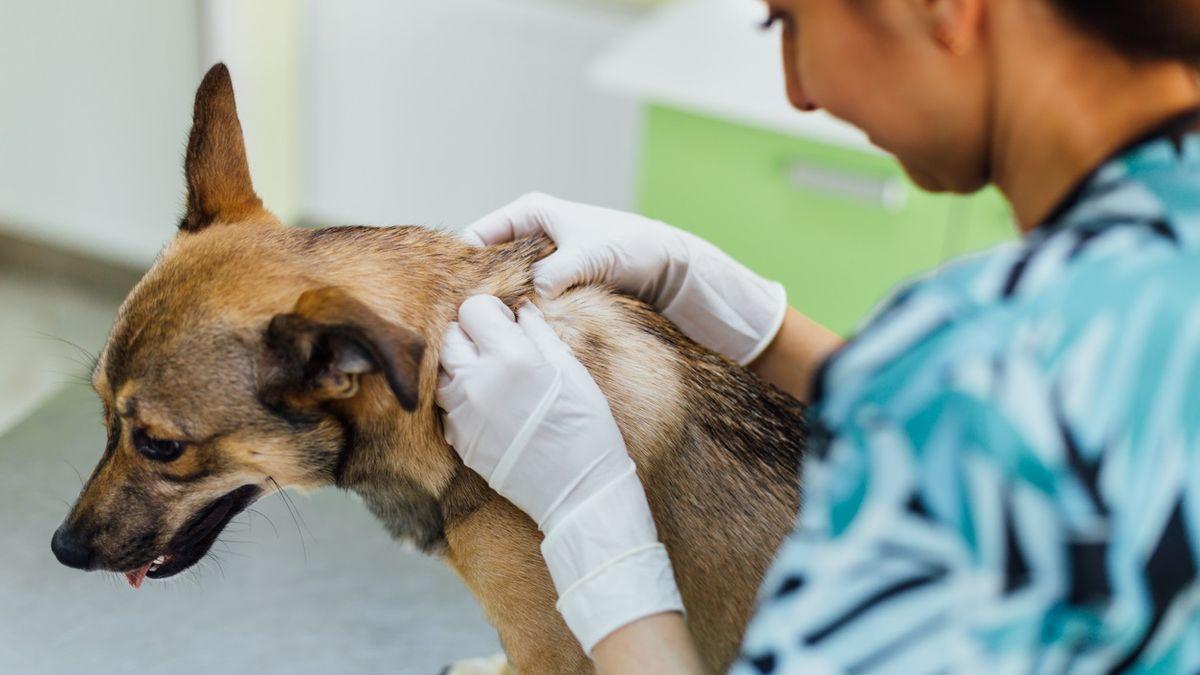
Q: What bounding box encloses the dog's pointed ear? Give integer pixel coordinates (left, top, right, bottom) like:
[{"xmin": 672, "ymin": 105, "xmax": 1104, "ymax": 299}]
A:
[
  {"xmin": 265, "ymin": 287, "xmax": 426, "ymax": 411},
  {"xmin": 180, "ymin": 63, "xmax": 264, "ymax": 233}
]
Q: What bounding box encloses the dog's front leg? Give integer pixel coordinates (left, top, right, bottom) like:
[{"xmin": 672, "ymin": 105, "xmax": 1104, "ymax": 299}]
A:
[{"xmin": 443, "ymin": 498, "xmax": 592, "ymax": 675}]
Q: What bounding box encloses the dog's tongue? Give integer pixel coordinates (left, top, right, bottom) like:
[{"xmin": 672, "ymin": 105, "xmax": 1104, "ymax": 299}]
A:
[{"xmin": 124, "ymin": 563, "xmax": 152, "ymax": 589}]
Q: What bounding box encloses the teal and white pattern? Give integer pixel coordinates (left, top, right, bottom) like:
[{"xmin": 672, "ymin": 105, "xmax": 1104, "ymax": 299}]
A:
[{"xmin": 733, "ymin": 110, "xmax": 1200, "ymax": 674}]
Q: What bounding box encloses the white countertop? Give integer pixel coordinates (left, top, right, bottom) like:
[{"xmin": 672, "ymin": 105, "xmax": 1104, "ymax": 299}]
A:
[{"xmin": 592, "ymin": 0, "xmax": 878, "ymax": 153}]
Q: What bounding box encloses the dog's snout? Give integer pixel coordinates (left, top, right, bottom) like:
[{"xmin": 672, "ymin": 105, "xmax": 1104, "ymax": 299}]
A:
[{"xmin": 51, "ymin": 524, "xmax": 95, "ymax": 570}]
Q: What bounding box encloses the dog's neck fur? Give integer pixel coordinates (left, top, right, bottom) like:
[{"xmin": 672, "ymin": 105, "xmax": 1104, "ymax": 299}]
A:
[{"xmin": 289, "ymin": 225, "xmax": 550, "ymax": 552}]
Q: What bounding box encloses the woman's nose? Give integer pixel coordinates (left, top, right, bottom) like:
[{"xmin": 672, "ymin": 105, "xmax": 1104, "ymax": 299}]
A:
[
  {"xmin": 51, "ymin": 523, "xmax": 96, "ymax": 570},
  {"xmin": 779, "ymin": 29, "xmax": 819, "ymax": 112},
  {"xmin": 784, "ymin": 73, "xmax": 819, "ymax": 112}
]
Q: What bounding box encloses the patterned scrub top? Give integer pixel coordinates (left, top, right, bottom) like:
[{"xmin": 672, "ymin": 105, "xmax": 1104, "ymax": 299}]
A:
[{"xmin": 732, "ymin": 108, "xmax": 1200, "ymax": 675}]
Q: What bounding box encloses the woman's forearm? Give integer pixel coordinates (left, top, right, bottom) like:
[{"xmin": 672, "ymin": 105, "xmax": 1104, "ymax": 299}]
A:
[
  {"xmin": 751, "ymin": 306, "xmax": 844, "ymax": 403},
  {"xmin": 592, "ymin": 612, "xmax": 708, "ymax": 675}
]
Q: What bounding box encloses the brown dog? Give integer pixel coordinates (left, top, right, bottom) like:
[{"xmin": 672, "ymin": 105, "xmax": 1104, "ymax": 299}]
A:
[{"xmin": 50, "ymin": 64, "xmax": 806, "ymax": 674}]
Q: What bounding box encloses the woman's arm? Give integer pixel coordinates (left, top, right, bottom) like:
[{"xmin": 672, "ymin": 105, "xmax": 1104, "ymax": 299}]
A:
[
  {"xmin": 750, "ymin": 306, "xmax": 845, "ymax": 403},
  {"xmin": 592, "ymin": 613, "xmax": 708, "ymax": 675}
]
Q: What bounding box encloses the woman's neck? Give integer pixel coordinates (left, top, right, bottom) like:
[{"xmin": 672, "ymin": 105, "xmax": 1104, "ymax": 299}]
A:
[{"xmin": 987, "ymin": 4, "xmax": 1200, "ymax": 233}]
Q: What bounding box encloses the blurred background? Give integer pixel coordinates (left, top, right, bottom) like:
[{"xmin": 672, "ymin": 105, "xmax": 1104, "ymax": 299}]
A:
[{"xmin": 0, "ymin": 0, "xmax": 1014, "ymax": 672}]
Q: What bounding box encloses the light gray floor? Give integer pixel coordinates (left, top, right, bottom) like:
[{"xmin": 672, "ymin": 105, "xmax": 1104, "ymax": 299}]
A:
[
  {"xmin": 0, "ymin": 256, "xmax": 502, "ymax": 674},
  {"xmin": 0, "ymin": 386, "xmax": 503, "ymax": 674}
]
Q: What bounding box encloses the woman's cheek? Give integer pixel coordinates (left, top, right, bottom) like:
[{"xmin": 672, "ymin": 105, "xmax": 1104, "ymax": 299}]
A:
[{"xmin": 795, "ymin": 27, "xmax": 872, "ymax": 115}]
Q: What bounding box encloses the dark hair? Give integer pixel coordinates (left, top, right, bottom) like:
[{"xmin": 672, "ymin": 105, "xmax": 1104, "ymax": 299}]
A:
[{"xmin": 1051, "ymin": 0, "xmax": 1200, "ymax": 60}]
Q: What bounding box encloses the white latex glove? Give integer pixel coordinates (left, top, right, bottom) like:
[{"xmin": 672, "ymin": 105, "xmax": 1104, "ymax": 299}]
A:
[
  {"xmin": 437, "ymin": 294, "xmax": 684, "ymax": 653},
  {"xmin": 464, "ymin": 192, "xmax": 788, "ymax": 366}
]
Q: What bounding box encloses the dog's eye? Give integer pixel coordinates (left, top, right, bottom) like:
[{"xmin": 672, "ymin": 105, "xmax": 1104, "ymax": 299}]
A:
[{"xmin": 133, "ymin": 429, "xmax": 186, "ymax": 462}]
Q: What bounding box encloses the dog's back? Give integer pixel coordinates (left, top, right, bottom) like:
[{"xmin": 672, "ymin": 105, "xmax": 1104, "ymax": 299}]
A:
[
  {"xmin": 305, "ymin": 226, "xmax": 807, "ymax": 672},
  {"xmin": 547, "ymin": 285, "xmax": 806, "ymax": 667}
]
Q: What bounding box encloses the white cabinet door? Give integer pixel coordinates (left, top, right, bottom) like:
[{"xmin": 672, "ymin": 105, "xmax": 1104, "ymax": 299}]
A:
[
  {"xmin": 0, "ymin": 0, "xmax": 201, "ymax": 267},
  {"xmin": 301, "ymin": 0, "xmax": 645, "ymax": 229}
]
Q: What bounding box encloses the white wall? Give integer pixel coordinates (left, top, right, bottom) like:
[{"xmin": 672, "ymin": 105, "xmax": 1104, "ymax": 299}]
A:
[
  {"xmin": 0, "ymin": 0, "xmax": 648, "ymax": 266},
  {"xmin": 300, "ymin": 0, "xmax": 646, "ymax": 229},
  {"xmin": 0, "ymin": 0, "xmax": 201, "ymax": 267},
  {"xmin": 200, "ymin": 0, "xmax": 303, "ymax": 224}
]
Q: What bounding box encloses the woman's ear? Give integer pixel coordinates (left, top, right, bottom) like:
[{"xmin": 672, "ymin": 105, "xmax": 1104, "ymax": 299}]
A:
[
  {"xmin": 920, "ymin": 0, "xmax": 984, "ymax": 55},
  {"xmin": 263, "ymin": 287, "xmax": 427, "ymax": 412}
]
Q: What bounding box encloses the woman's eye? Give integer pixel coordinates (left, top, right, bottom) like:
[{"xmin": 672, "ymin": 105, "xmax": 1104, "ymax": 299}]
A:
[
  {"xmin": 761, "ymin": 9, "xmax": 791, "ymax": 31},
  {"xmin": 134, "ymin": 429, "xmax": 186, "ymax": 462}
]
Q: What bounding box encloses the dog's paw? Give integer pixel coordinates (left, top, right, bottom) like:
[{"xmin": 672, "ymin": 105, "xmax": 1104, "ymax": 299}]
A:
[{"xmin": 439, "ymin": 653, "xmax": 511, "ymax": 675}]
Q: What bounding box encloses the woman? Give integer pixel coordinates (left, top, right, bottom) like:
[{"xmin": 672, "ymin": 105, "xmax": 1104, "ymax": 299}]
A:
[{"xmin": 435, "ymin": 0, "xmax": 1200, "ymax": 671}]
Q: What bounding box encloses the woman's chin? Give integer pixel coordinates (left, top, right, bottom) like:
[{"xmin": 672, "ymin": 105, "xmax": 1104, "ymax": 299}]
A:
[
  {"xmin": 896, "ymin": 161, "xmax": 945, "ymax": 193},
  {"xmin": 896, "ymin": 157, "xmax": 987, "ymax": 196}
]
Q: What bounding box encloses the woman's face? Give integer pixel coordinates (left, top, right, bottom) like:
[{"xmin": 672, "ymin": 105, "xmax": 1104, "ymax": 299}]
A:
[{"xmin": 766, "ymin": 0, "xmax": 991, "ymax": 193}]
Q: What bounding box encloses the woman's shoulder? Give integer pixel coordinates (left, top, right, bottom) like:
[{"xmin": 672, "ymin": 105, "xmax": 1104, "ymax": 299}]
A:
[
  {"xmin": 817, "ymin": 230, "xmax": 1200, "ymax": 428},
  {"xmin": 817, "ymin": 130, "xmax": 1200, "ymax": 425}
]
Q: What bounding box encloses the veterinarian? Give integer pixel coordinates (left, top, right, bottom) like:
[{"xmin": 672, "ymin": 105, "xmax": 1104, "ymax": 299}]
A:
[{"xmin": 437, "ymin": 0, "xmax": 1200, "ymax": 672}]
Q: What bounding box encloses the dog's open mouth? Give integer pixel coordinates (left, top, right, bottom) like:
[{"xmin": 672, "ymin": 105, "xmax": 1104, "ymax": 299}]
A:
[{"xmin": 123, "ymin": 484, "xmax": 262, "ymax": 589}]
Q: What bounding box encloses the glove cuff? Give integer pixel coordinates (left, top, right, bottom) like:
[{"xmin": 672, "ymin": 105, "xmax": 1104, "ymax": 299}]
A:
[
  {"xmin": 541, "ymin": 467, "xmax": 684, "ymax": 653},
  {"xmin": 662, "ymin": 233, "xmax": 788, "ymax": 365},
  {"xmin": 555, "ymin": 544, "xmax": 684, "ymax": 654}
]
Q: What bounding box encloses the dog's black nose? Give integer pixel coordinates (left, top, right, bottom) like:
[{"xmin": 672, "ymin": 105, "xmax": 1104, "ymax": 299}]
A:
[{"xmin": 51, "ymin": 525, "xmax": 95, "ymax": 570}]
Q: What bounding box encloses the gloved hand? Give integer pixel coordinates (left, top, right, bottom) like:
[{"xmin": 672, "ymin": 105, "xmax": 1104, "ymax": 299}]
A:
[
  {"xmin": 437, "ymin": 294, "xmax": 684, "ymax": 653},
  {"xmin": 464, "ymin": 192, "xmax": 788, "ymax": 366}
]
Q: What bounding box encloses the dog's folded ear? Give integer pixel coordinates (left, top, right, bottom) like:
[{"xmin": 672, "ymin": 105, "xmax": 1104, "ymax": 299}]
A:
[
  {"xmin": 180, "ymin": 63, "xmax": 264, "ymax": 233},
  {"xmin": 265, "ymin": 287, "xmax": 426, "ymax": 411}
]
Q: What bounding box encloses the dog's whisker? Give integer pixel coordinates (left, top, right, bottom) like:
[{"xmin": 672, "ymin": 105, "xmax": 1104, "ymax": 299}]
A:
[
  {"xmin": 216, "ymin": 538, "xmax": 252, "ymax": 546},
  {"xmin": 49, "ymin": 352, "xmax": 96, "ymax": 372},
  {"xmin": 269, "ymin": 477, "xmax": 310, "ymax": 562},
  {"xmin": 33, "ymin": 332, "xmax": 100, "ymax": 378},
  {"xmin": 59, "ymin": 460, "xmax": 86, "ymax": 489},
  {"xmin": 246, "ymin": 508, "xmax": 279, "ymax": 539},
  {"xmin": 184, "ymin": 565, "xmax": 204, "ymax": 590},
  {"xmin": 214, "ymin": 540, "xmax": 250, "ymax": 558},
  {"xmin": 60, "ymin": 356, "xmax": 90, "ymax": 367},
  {"xmin": 44, "ymin": 367, "xmax": 87, "ymax": 378},
  {"xmin": 206, "ymin": 552, "xmax": 227, "ymax": 580},
  {"xmin": 274, "ymin": 478, "xmax": 315, "ymax": 541},
  {"xmin": 33, "ymin": 331, "xmax": 98, "ymax": 361},
  {"xmin": 223, "ymin": 515, "xmax": 251, "ymax": 533}
]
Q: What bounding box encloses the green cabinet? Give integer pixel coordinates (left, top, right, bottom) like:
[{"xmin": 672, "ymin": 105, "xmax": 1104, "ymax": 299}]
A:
[{"xmin": 637, "ymin": 105, "xmax": 1014, "ymax": 336}]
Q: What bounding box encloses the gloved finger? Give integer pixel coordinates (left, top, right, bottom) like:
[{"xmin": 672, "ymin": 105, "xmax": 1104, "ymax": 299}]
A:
[
  {"xmin": 438, "ymin": 322, "xmax": 479, "ymax": 376},
  {"xmin": 532, "ymin": 250, "xmax": 597, "ymax": 298},
  {"xmin": 518, "ymin": 302, "xmax": 576, "ymax": 363},
  {"xmin": 457, "ymin": 295, "xmax": 530, "ymax": 355},
  {"xmin": 435, "ymin": 368, "xmax": 466, "ymax": 412},
  {"xmin": 464, "ymin": 193, "xmax": 556, "ymax": 245},
  {"xmin": 457, "ymin": 228, "xmax": 485, "ymax": 247},
  {"xmin": 439, "ymin": 405, "xmax": 473, "ymax": 460}
]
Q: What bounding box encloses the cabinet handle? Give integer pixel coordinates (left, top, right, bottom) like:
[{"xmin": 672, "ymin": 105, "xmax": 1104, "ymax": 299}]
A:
[{"xmin": 783, "ymin": 159, "xmax": 908, "ymax": 213}]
